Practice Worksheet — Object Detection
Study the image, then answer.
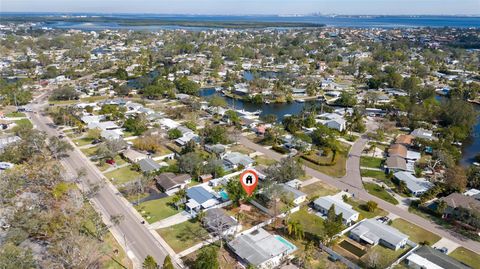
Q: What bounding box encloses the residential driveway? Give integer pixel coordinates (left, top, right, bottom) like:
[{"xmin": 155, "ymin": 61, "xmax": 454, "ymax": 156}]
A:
[
  {"xmin": 432, "ymin": 238, "xmax": 460, "ymax": 254},
  {"xmin": 149, "ymin": 211, "xmax": 192, "ymax": 229}
]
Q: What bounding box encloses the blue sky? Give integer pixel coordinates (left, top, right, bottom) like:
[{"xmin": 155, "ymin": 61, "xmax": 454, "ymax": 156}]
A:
[{"xmin": 1, "ymin": 0, "xmax": 479, "ymax": 15}]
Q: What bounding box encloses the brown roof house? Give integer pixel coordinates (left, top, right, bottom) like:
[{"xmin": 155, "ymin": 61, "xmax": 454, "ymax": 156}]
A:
[
  {"xmin": 439, "ymin": 192, "xmax": 480, "ymax": 217},
  {"xmin": 395, "ymin": 134, "xmax": 414, "ymax": 146},
  {"xmin": 388, "ymin": 144, "xmax": 408, "ymax": 158},
  {"xmin": 156, "ymin": 172, "xmax": 191, "ymax": 195}
]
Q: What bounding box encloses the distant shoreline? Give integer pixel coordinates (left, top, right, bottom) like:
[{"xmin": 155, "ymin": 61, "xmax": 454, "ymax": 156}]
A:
[{"xmin": 1, "ymin": 14, "xmax": 479, "ymax": 29}]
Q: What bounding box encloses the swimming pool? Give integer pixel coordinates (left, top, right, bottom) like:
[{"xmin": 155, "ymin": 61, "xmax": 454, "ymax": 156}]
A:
[
  {"xmin": 219, "ymin": 190, "xmax": 229, "ymax": 200},
  {"xmin": 275, "ymin": 235, "xmax": 297, "ymax": 251}
]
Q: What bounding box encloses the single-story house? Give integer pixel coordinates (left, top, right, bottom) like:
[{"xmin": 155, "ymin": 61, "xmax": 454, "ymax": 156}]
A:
[
  {"xmin": 394, "ymin": 172, "xmax": 433, "ymax": 196},
  {"xmin": 280, "ymin": 184, "xmax": 307, "ymax": 205},
  {"xmin": 228, "ymin": 228, "xmax": 297, "ymax": 269},
  {"xmin": 101, "ymin": 129, "xmax": 123, "ymax": 140},
  {"xmin": 155, "ymin": 172, "xmax": 191, "ymax": 195},
  {"xmin": 385, "ymin": 156, "xmax": 413, "ymax": 173},
  {"xmin": 0, "ymin": 135, "xmax": 20, "ymax": 151},
  {"xmin": 313, "ymin": 195, "xmax": 359, "ymax": 226},
  {"xmin": 185, "ymin": 185, "xmax": 220, "ymax": 215},
  {"xmin": 411, "ymin": 128, "xmax": 437, "ymax": 141},
  {"xmin": 175, "ymin": 132, "xmax": 200, "ymax": 147},
  {"xmin": 291, "ymin": 88, "xmax": 307, "ymax": 96},
  {"xmin": 222, "ymin": 152, "xmax": 255, "ymax": 170},
  {"xmin": 81, "ymin": 115, "xmax": 105, "ymax": 124},
  {"xmin": 199, "ymin": 174, "xmax": 213, "ymax": 183},
  {"xmin": 88, "ymin": 121, "xmax": 120, "ymax": 131},
  {"xmin": 203, "ymin": 208, "xmax": 239, "ymax": 236},
  {"xmin": 159, "ymin": 118, "xmax": 180, "ymax": 130},
  {"xmin": 316, "ymin": 113, "xmax": 346, "ymax": 132},
  {"xmin": 138, "ymin": 158, "xmax": 163, "ymax": 173},
  {"xmin": 122, "ymin": 149, "xmax": 147, "ymax": 163},
  {"xmin": 395, "ymin": 134, "xmax": 414, "ymax": 146},
  {"xmin": 349, "ymin": 219, "xmax": 409, "ymax": 250},
  {"xmin": 405, "ymin": 246, "xmax": 470, "ymax": 269},
  {"xmin": 388, "ymin": 144, "xmax": 408, "ymax": 158},
  {"xmin": 205, "ymin": 144, "xmax": 227, "ymax": 155},
  {"xmin": 438, "ymin": 192, "xmax": 480, "ymax": 217}
]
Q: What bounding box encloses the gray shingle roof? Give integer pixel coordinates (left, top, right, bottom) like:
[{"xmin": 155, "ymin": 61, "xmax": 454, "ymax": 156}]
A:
[
  {"xmin": 351, "ymin": 219, "xmax": 408, "ymax": 247},
  {"xmin": 313, "ymin": 195, "xmax": 359, "ymax": 221},
  {"xmin": 138, "ymin": 158, "xmax": 161, "ymax": 173},
  {"xmin": 413, "ymin": 246, "xmax": 471, "ymax": 269},
  {"xmin": 394, "ymin": 172, "xmax": 433, "ymax": 193}
]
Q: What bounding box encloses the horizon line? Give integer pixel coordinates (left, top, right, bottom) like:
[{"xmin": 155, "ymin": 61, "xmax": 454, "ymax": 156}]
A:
[{"xmin": 1, "ymin": 11, "xmax": 480, "ymax": 17}]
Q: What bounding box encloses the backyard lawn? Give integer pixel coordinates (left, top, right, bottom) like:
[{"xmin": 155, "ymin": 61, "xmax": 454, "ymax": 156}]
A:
[
  {"xmin": 390, "ymin": 218, "xmax": 441, "ymax": 245},
  {"xmin": 300, "ymin": 181, "xmax": 339, "ymax": 199},
  {"xmin": 289, "ymin": 208, "xmax": 325, "ymax": 237},
  {"xmin": 449, "ymin": 247, "xmax": 480, "ymax": 269},
  {"xmin": 360, "ymin": 157, "xmax": 383, "ymax": 169},
  {"xmin": 157, "ymin": 219, "xmax": 209, "ymax": 253},
  {"xmin": 364, "ymin": 183, "xmax": 398, "ymax": 205},
  {"xmin": 104, "ymin": 165, "xmax": 142, "ymax": 186},
  {"xmin": 301, "ymin": 145, "xmax": 350, "ymax": 177},
  {"xmin": 359, "ymin": 245, "xmax": 411, "ymax": 269},
  {"xmin": 135, "ymin": 196, "xmax": 181, "ymax": 224},
  {"xmin": 346, "ymin": 198, "xmax": 387, "ymax": 219}
]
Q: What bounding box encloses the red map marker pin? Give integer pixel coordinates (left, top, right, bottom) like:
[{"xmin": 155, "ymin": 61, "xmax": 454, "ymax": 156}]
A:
[{"xmin": 240, "ymin": 169, "xmax": 258, "ymax": 196}]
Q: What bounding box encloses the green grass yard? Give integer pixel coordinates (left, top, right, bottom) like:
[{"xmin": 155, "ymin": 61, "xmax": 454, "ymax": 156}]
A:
[
  {"xmin": 363, "ymin": 183, "xmax": 398, "ymax": 205},
  {"xmin": 359, "ymin": 245, "xmax": 411, "ymax": 269},
  {"xmin": 73, "ymin": 137, "xmax": 95, "ymax": 146},
  {"xmin": 14, "ymin": 118, "xmax": 32, "ymax": 128},
  {"xmin": 301, "ymin": 145, "xmax": 350, "ymax": 178},
  {"xmin": 135, "ymin": 196, "xmax": 181, "ymax": 224},
  {"xmin": 104, "ymin": 165, "xmax": 142, "ymax": 186},
  {"xmin": 157, "ymin": 219, "xmax": 209, "ymax": 252},
  {"xmin": 449, "ymin": 247, "xmax": 480, "ymax": 269},
  {"xmin": 346, "ymin": 198, "xmax": 387, "ymax": 219},
  {"xmin": 5, "ymin": 111, "xmax": 26, "ymax": 117},
  {"xmin": 289, "ymin": 208, "xmax": 325, "ymax": 237},
  {"xmin": 390, "ymin": 218, "xmax": 440, "ymax": 245},
  {"xmin": 360, "ymin": 157, "xmax": 383, "ymax": 169}
]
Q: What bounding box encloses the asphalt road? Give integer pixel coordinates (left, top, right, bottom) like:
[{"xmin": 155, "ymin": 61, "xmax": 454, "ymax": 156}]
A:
[
  {"xmin": 239, "ymin": 136, "xmax": 480, "ymax": 254},
  {"xmin": 28, "ymin": 106, "xmax": 171, "ymax": 268}
]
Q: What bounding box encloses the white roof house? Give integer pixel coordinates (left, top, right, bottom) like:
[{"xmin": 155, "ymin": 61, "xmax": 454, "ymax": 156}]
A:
[
  {"xmin": 280, "ymin": 184, "xmax": 307, "ymax": 205},
  {"xmin": 81, "ymin": 115, "xmax": 105, "ymax": 124},
  {"xmin": 101, "ymin": 129, "xmax": 123, "ymax": 140},
  {"xmin": 350, "ymin": 219, "xmax": 409, "ymax": 250},
  {"xmin": 394, "ymin": 171, "xmax": 433, "ymax": 196},
  {"xmin": 316, "ymin": 113, "xmax": 346, "ymax": 131},
  {"xmin": 175, "ymin": 132, "xmax": 200, "ymax": 147},
  {"xmin": 313, "ymin": 195, "xmax": 359, "ymax": 225},
  {"xmin": 159, "ymin": 118, "xmax": 180, "ymax": 130},
  {"xmin": 228, "ymin": 228, "xmax": 296, "ymax": 269},
  {"xmin": 88, "ymin": 121, "xmax": 120, "ymax": 131}
]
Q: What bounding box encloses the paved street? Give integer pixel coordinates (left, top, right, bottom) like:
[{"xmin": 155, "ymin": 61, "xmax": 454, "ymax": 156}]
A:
[
  {"xmin": 28, "ymin": 105, "xmax": 177, "ymax": 268},
  {"xmin": 239, "ymin": 135, "xmax": 480, "ymax": 253}
]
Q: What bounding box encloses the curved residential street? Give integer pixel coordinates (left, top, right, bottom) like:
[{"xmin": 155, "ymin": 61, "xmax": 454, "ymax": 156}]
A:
[{"xmin": 238, "ymin": 135, "xmax": 480, "ymax": 254}]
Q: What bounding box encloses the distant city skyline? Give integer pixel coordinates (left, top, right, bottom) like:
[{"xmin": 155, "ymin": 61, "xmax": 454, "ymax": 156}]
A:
[{"xmin": 1, "ymin": 0, "xmax": 479, "ymax": 15}]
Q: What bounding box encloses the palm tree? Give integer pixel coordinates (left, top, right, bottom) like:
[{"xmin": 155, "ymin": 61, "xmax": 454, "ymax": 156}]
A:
[
  {"xmin": 286, "ymin": 219, "xmax": 304, "ymax": 240},
  {"xmin": 196, "ymin": 209, "xmax": 206, "ymax": 224}
]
